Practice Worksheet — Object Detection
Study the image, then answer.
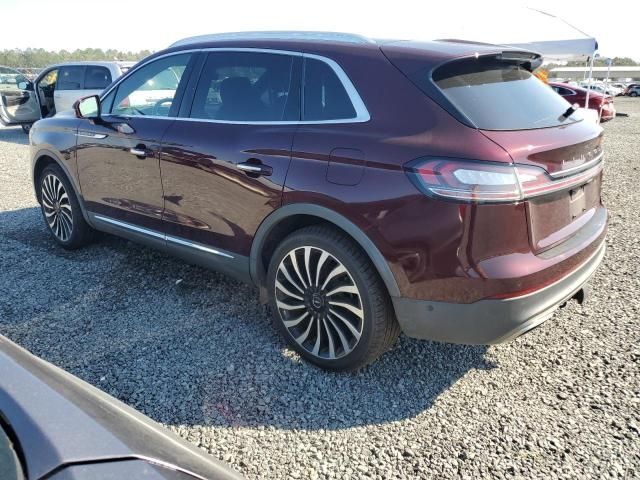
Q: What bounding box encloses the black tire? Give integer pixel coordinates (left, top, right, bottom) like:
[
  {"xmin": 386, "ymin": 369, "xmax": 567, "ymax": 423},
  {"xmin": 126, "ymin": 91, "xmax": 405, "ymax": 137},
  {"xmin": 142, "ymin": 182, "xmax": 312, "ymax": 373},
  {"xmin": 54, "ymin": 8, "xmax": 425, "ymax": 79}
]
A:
[
  {"xmin": 21, "ymin": 123, "xmax": 32, "ymax": 134},
  {"xmin": 267, "ymin": 225, "xmax": 400, "ymax": 371},
  {"xmin": 38, "ymin": 164, "xmax": 93, "ymax": 249},
  {"xmin": 630, "ymin": 92, "xmax": 638, "ymax": 97}
]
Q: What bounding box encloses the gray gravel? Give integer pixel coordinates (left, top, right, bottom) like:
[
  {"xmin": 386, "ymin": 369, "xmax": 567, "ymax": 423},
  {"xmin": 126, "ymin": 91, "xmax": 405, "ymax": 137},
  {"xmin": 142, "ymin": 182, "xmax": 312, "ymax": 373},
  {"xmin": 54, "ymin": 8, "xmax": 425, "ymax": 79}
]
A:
[{"xmin": 1, "ymin": 99, "xmax": 639, "ymax": 479}]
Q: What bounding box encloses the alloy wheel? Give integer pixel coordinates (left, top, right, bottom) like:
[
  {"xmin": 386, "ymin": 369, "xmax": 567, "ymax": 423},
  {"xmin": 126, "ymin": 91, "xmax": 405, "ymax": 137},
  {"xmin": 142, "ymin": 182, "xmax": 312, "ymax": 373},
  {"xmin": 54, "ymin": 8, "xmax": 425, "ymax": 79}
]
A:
[
  {"xmin": 274, "ymin": 246, "xmax": 364, "ymax": 360},
  {"xmin": 41, "ymin": 174, "xmax": 73, "ymax": 242}
]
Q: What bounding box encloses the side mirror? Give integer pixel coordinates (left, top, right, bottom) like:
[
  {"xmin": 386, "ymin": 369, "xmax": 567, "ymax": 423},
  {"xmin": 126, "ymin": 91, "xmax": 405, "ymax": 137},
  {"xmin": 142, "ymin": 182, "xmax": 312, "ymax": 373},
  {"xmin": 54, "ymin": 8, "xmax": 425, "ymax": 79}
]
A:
[
  {"xmin": 74, "ymin": 95, "xmax": 101, "ymax": 119},
  {"xmin": 17, "ymin": 80, "xmax": 33, "ymax": 91}
]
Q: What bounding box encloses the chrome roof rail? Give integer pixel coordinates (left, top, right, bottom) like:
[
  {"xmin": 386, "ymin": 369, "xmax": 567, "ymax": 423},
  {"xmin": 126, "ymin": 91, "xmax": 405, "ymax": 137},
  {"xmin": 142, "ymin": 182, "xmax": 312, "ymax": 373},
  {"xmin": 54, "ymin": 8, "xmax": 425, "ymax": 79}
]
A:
[{"xmin": 170, "ymin": 31, "xmax": 376, "ymax": 48}]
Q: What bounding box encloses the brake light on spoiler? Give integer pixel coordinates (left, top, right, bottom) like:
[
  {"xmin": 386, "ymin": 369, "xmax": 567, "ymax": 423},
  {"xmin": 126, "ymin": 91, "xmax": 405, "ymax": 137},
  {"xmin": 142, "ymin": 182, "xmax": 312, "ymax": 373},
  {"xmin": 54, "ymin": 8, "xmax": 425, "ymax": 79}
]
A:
[{"xmin": 405, "ymin": 157, "xmax": 603, "ymax": 203}]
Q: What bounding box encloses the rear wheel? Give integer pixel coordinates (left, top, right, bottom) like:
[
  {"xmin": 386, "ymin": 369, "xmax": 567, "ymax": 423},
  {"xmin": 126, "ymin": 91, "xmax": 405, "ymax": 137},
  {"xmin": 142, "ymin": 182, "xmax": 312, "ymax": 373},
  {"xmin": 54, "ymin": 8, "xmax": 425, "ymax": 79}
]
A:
[
  {"xmin": 630, "ymin": 92, "xmax": 638, "ymax": 97},
  {"xmin": 39, "ymin": 164, "xmax": 93, "ymax": 249},
  {"xmin": 267, "ymin": 225, "xmax": 400, "ymax": 371}
]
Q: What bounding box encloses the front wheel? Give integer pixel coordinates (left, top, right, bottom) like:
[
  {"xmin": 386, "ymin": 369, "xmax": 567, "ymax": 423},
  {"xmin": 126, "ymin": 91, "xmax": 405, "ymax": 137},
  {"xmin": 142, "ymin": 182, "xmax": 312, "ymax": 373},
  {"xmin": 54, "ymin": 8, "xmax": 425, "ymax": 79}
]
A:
[
  {"xmin": 630, "ymin": 92, "xmax": 638, "ymax": 97},
  {"xmin": 267, "ymin": 225, "xmax": 400, "ymax": 371},
  {"xmin": 39, "ymin": 164, "xmax": 93, "ymax": 249}
]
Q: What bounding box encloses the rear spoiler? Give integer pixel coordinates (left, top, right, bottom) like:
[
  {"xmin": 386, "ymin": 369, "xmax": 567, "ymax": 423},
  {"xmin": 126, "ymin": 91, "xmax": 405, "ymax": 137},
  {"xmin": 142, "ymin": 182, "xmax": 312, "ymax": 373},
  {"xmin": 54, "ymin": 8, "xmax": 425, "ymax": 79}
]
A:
[{"xmin": 435, "ymin": 39, "xmax": 543, "ymax": 71}]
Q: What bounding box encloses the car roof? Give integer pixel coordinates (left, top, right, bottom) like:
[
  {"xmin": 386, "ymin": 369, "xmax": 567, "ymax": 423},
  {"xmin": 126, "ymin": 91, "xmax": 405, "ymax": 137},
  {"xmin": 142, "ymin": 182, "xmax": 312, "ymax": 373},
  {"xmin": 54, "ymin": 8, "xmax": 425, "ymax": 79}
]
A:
[{"xmin": 165, "ymin": 31, "xmax": 540, "ymax": 66}]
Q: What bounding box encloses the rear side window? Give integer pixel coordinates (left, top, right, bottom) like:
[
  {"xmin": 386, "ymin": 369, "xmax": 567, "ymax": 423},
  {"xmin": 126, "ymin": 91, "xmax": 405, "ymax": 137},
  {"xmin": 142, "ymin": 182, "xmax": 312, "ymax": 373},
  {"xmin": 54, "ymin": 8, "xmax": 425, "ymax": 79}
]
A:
[
  {"xmin": 84, "ymin": 66, "xmax": 111, "ymax": 89},
  {"xmin": 303, "ymin": 58, "xmax": 356, "ymax": 121},
  {"xmin": 57, "ymin": 66, "xmax": 85, "ymax": 90},
  {"xmin": 190, "ymin": 51, "xmax": 296, "ymax": 122},
  {"xmin": 552, "ymin": 86, "xmax": 574, "ymax": 96},
  {"xmin": 427, "ymin": 58, "xmax": 583, "ymax": 130}
]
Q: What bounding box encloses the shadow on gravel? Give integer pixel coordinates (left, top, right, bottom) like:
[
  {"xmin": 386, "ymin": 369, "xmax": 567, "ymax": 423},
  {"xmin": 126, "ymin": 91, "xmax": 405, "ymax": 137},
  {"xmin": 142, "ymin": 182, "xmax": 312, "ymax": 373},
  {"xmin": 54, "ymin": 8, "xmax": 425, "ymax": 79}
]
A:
[
  {"xmin": 1, "ymin": 207, "xmax": 494, "ymax": 431},
  {"xmin": 0, "ymin": 126, "xmax": 29, "ymax": 145}
]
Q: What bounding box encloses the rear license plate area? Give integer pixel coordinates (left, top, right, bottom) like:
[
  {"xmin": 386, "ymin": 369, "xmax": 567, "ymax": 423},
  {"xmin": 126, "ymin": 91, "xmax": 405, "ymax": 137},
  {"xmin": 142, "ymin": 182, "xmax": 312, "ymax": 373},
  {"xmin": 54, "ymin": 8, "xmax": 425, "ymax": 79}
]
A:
[{"xmin": 526, "ymin": 177, "xmax": 600, "ymax": 252}]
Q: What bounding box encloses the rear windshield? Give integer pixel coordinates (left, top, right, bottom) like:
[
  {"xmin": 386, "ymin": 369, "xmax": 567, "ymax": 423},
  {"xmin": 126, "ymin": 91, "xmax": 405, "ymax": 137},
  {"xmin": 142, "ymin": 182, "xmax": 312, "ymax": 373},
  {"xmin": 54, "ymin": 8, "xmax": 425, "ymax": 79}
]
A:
[{"xmin": 427, "ymin": 58, "xmax": 583, "ymax": 130}]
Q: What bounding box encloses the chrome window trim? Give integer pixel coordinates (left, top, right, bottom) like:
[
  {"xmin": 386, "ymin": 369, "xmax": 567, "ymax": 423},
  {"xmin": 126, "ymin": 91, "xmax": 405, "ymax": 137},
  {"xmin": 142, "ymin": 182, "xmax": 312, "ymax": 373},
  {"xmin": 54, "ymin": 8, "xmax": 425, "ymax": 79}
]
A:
[
  {"xmin": 99, "ymin": 47, "xmax": 370, "ymax": 125},
  {"xmin": 302, "ymin": 53, "xmax": 370, "ymax": 123},
  {"xmin": 93, "ymin": 215, "xmax": 234, "ymax": 259}
]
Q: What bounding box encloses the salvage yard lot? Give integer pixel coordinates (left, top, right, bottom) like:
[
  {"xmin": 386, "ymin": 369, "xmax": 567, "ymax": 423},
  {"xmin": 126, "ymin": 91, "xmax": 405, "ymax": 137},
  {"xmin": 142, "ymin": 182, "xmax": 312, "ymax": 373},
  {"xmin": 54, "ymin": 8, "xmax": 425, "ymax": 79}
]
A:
[{"xmin": 1, "ymin": 98, "xmax": 639, "ymax": 479}]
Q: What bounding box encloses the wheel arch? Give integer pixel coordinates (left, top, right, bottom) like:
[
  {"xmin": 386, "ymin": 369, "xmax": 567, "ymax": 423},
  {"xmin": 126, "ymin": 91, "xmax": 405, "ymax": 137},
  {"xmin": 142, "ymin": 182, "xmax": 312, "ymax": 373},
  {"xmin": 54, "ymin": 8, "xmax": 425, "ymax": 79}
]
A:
[
  {"xmin": 32, "ymin": 149, "xmax": 91, "ymax": 225},
  {"xmin": 250, "ymin": 203, "xmax": 401, "ymax": 299}
]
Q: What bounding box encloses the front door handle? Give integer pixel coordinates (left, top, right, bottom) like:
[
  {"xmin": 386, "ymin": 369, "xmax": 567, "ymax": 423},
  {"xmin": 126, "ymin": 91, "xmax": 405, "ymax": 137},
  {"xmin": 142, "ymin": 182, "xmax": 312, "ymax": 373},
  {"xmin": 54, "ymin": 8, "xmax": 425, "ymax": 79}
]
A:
[
  {"xmin": 129, "ymin": 145, "xmax": 150, "ymax": 158},
  {"xmin": 237, "ymin": 160, "xmax": 272, "ymax": 177},
  {"xmin": 130, "ymin": 148, "xmax": 146, "ymax": 157}
]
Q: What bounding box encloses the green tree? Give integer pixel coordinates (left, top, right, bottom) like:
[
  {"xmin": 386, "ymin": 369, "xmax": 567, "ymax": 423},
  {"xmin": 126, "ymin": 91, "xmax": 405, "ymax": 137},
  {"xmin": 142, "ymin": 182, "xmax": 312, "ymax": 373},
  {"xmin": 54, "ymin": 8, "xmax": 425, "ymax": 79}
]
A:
[{"xmin": 0, "ymin": 48, "xmax": 153, "ymax": 68}]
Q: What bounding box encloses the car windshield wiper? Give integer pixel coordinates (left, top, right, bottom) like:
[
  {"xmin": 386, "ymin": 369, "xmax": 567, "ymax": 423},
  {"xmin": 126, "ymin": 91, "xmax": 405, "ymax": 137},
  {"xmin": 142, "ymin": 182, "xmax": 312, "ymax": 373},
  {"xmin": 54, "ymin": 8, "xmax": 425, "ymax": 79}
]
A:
[{"xmin": 558, "ymin": 103, "xmax": 580, "ymax": 122}]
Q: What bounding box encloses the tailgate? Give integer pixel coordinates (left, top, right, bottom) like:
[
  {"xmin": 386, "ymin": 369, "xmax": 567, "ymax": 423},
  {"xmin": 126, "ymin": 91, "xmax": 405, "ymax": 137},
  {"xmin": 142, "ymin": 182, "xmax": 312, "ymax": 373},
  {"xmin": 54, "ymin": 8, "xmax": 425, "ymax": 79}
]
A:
[{"xmin": 482, "ymin": 124, "xmax": 604, "ymax": 253}]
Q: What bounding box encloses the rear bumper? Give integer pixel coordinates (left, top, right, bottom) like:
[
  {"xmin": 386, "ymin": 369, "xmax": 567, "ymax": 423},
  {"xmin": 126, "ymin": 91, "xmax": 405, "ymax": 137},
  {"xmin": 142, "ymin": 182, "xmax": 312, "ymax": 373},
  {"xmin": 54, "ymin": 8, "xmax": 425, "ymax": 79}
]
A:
[{"xmin": 393, "ymin": 241, "xmax": 606, "ymax": 344}]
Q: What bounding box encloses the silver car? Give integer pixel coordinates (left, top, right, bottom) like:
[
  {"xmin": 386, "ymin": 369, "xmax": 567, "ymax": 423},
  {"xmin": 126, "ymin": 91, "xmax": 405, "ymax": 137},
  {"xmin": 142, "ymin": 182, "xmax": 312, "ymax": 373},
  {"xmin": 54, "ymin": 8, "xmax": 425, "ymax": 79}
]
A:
[{"xmin": 0, "ymin": 61, "xmax": 134, "ymax": 133}]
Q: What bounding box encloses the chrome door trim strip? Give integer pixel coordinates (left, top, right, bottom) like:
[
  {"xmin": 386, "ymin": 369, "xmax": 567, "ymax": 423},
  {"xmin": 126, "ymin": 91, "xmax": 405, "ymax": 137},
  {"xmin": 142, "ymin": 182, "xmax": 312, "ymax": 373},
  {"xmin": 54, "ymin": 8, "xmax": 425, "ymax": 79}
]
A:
[
  {"xmin": 165, "ymin": 235, "xmax": 234, "ymax": 259},
  {"xmin": 94, "ymin": 215, "xmax": 164, "ymax": 239},
  {"xmin": 93, "ymin": 214, "xmax": 234, "ymax": 259}
]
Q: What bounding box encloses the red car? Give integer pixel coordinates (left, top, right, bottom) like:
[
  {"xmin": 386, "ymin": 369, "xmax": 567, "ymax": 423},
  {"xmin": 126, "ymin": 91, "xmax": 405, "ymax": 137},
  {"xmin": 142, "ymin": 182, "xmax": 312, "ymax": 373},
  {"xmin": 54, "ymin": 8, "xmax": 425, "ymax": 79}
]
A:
[
  {"xmin": 550, "ymin": 82, "xmax": 616, "ymax": 122},
  {"xmin": 25, "ymin": 33, "xmax": 607, "ymax": 370}
]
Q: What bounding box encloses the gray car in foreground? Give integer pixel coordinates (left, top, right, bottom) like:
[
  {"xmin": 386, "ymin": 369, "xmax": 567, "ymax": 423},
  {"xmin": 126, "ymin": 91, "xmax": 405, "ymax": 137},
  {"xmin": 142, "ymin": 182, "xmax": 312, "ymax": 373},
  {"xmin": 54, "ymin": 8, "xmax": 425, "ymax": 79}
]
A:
[{"xmin": 0, "ymin": 336, "xmax": 243, "ymax": 480}]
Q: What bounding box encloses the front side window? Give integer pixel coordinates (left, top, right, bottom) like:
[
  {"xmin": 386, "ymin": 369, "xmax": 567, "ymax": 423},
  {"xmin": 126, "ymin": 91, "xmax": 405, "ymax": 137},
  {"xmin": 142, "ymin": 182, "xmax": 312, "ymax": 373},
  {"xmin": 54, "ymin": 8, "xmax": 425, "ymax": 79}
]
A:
[
  {"xmin": 190, "ymin": 51, "xmax": 295, "ymax": 121},
  {"xmin": 303, "ymin": 58, "xmax": 356, "ymax": 121},
  {"xmin": 57, "ymin": 66, "xmax": 85, "ymax": 90},
  {"xmin": 84, "ymin": 66, "xmax": 112, "ymax": 90},
  {"xmin": 110, "ymin": 53, "xmax": 191, "ymax": 117}
]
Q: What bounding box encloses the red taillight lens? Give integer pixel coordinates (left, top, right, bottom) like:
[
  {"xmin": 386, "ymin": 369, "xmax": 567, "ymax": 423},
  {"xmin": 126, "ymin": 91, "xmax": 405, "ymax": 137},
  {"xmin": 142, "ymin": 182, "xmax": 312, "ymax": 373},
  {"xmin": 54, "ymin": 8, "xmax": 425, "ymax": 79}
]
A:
[{"xmin": 405, "ymin": 158, "xmax": 603, "ymax": 203}]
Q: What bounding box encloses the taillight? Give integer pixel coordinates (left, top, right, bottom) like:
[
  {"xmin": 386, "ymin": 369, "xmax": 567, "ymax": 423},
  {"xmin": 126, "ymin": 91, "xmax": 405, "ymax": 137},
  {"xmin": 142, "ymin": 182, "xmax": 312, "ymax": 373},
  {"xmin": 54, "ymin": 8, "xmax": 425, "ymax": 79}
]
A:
[{"xmin": 405, "ymin": 158, "xmax": 603, "ymax": 203}]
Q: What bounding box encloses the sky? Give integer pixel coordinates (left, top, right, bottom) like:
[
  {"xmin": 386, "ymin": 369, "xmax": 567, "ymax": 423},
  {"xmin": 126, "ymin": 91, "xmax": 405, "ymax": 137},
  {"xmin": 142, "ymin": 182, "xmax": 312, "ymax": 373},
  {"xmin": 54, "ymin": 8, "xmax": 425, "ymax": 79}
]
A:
[{"xmin": 1, "ymin": 0, "xmax": 639, "ymax": 61}]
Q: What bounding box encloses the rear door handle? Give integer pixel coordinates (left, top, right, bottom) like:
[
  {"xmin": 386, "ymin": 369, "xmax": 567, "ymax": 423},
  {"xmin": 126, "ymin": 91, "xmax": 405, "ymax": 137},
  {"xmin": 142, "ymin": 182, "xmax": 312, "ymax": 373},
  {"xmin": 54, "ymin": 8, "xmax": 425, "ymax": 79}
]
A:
[{"xmin": 237, "ymin": 161, "xmax": 272, "ymax": 176}]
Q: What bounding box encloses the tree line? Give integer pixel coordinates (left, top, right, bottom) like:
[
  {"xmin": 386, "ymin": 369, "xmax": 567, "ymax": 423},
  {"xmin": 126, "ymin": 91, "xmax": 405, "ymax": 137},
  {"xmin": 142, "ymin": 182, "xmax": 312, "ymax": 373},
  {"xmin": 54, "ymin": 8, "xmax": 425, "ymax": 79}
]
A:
[{"xmin": 0, "ymin": 48, "xmax": 153, "ymax": 69}]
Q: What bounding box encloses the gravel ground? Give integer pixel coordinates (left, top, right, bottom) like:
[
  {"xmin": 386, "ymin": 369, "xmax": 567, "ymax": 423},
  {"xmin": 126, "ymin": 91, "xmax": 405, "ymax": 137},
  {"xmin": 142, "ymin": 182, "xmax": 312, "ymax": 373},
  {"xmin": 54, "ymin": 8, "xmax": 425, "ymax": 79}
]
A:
[{"xmin": 1, "ymin": 99, "xmax": 639, "ymax": 479}]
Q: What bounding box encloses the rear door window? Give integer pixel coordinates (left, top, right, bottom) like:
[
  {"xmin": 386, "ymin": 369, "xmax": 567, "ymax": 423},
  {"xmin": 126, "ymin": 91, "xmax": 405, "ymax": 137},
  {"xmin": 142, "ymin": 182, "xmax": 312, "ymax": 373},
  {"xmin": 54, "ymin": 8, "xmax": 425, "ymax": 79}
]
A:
[
  {"xmin": 84, "ymin": 66, "xmax": 112, "ymax": 89},
  {"xmin": 57, "ymin": 66, "xmax": 85, "ymax": 90},
  {"xmin": 303, "ymin": 58, "xmax": 356, "ymax": 121},
  {"xmin": 189, "ymin": 51, "xmax": 297, "ymax": 122},
  {"xmin": 426, "ymin": 57, "xmax": 583, "ymax": 130}
]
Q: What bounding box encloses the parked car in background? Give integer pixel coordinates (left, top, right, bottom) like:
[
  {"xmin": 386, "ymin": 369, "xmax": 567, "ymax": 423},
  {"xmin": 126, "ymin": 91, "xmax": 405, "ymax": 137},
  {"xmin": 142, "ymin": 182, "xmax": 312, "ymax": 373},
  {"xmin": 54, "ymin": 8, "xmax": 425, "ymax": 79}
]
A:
[
  {"xmin": 579, "ymin": 82, "xmax": 621, "ymax": 97},
  {"xmin": 0, "ymin": 61, "xmax": 133, "ymax": 133},
  {"xmin": 0, "ymin": 335, "xmax": 243, "ymax": 480},
  {"xmin": 550, "ymin": 82, "xmax": 616, "ymax": 121},
  {"xmin": 29, "ymin": 32, "xmax": 607, "ymax": 370},
  {"xmin": 626, "ymin": 84, "xmax": 640, "ymax": 97}
]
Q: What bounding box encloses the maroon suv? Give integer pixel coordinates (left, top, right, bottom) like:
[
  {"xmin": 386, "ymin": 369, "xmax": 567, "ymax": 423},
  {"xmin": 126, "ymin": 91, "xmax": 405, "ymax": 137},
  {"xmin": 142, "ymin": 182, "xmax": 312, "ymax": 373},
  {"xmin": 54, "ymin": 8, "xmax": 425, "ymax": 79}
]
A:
[{"xmin": 30, "ymin": 32, "xmax": 607, "ymax": 370}]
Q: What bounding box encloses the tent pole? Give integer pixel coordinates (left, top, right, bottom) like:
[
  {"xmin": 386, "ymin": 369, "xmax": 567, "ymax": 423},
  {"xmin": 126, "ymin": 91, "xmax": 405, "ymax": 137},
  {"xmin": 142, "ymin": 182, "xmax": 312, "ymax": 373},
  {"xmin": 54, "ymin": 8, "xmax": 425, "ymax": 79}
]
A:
[
  {"xmin": 599, "ymin": 59, "xmax": 612, "ymax": 123},
  {"xmin": 585, "ymin": 53, "xmax": 596, "ymax": 109}
]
